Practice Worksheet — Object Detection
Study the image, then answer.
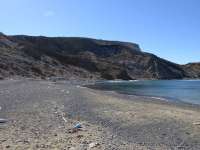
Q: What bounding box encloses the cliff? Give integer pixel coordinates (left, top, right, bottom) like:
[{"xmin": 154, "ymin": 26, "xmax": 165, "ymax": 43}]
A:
[
  {"xmin": 0, "ymin": 33, "xmax": 198, "ymax": 80},
  {"xmin": 182, "ymin": 63, "xmax": 200, "ymax": 78}
]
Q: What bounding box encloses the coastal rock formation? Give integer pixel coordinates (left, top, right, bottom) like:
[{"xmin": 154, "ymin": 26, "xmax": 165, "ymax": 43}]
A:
[
  {"xmin": 0, "ymin": 33, "xmax": 198, "ymax": 80},
  {"xmin": 182, "ymin": 63, "xmax": 200, "ymax": 78}
]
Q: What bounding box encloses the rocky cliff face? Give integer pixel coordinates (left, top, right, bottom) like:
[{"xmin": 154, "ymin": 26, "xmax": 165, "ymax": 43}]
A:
[
  {"xmin": 0, "ymin": 33, "xmax": 198, "ymax": 80},
  {"xmin": 182, "ymin": 63, "xmax": 200, "ymax": 78}
]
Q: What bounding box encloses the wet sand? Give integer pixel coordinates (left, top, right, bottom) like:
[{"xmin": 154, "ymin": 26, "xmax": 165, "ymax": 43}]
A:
[{"xmin": 0, "ymin": 79, "xmax": 200, "ymax": 149}]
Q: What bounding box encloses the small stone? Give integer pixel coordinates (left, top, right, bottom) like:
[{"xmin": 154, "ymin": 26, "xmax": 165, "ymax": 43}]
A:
[
  {"xmin": 72, "ymin": 128, "xmax": 81, "ymax": 133},
  {"xmin": 69, "ymin": 147, "xmax": 76, "ymax": 150},
  {"xmin": 0, "ymin": 118, "xmax": 8, "ymax": 123},
  {"xmin": 36, "ymin": 144, "xmax": 40, "ymax": 148},
  {"xmin": 66, "ymin": 91, "xmax": 70, "ymax": 94},
  {"xmin": 88, "ymin": 142, "xmax": 100, "ymax": 149},
  {"xmin": 82, "ymin": 141, "xmax": 89, "ymax": 144},
  {"xmin": 5, "ymin": 145, "xmax": 10, "ymax": 148},
  {"xmin": 185, "ymin": 131, "xmax": 190, "ymax": 135},
  {"xmin": 0, "ymin": 139, "xmax": 6, "ymax": 143},
  {"xmin": 193, "ymin": 122, "xmax": 200, "ymax": 125},
  {"xmin": 77, "ymin": 135, "xmax": 84, "ymax": 139},
  {"xmin": 23, "ymin": 140, "xmax": 30, "ymax": 144},
  {"xmin": 40, "ymin": 144, "xmax": 46, "ymax": 148}
]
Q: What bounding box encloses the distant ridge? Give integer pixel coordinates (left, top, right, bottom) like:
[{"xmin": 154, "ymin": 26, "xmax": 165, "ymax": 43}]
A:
[{"xmin": 0, "ymin": 33, "xmax": 199, "ymax": 80}]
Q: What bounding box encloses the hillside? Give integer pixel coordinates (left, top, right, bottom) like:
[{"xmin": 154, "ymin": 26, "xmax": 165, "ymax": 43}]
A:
[
  {"xmin": 182, "ymin": 63, "xmax": 200, "ymax": 78},
  {"xmin": 0, "ymin": 33, "xmax": 198, "ymax": 80}
]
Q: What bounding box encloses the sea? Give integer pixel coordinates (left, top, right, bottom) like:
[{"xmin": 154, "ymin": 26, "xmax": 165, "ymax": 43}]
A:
[{"xmin": 88, "ymin": 80, "xmax": 200, "ymax": 105}]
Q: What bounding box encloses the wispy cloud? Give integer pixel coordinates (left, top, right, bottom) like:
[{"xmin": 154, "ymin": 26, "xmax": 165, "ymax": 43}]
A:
[{"xmin": 43, "ymin": 10, "xmax": 55, "ymax": 17}]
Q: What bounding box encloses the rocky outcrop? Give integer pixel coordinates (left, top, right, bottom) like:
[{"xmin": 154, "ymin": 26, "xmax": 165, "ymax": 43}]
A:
[
  {"xmin": 0, "ymin": 33, "xmax": 198, "ymax": 80},
  {"xmin": 182, "ymin": 63, "xmax": 200, "ymax": 78}
]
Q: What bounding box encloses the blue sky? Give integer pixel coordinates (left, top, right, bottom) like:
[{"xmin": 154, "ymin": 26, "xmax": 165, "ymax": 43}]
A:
[{"xmin": 0, "ymin": 0, "xmax": 199, "ymax": 64}]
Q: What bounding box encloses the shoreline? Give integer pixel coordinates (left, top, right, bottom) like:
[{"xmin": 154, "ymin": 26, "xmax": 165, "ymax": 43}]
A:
[
  {"xmin": 85, "ymin": 79, "xmax": 200, "ymax": 107},
  {"xmin": 85, "ymin": 84, "xmax": 200, "ymax": 112},
  {"xmin": 80, "ymin": 84, "xmax": 200, "ymax": 149},
  {"xmin": 0, "ymin": 79, "xmax": 200, "ymax": 149}
]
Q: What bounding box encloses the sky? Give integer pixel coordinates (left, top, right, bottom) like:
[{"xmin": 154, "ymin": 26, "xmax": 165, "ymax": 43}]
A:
[{"xmin": 0, "ymin": 0, "xmax": 200, "ymax": 64}]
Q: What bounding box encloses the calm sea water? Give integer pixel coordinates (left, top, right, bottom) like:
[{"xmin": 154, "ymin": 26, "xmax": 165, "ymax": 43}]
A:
[{"xmin": 89, "ymin": 80, "xmax": 200, "ymax": 105}]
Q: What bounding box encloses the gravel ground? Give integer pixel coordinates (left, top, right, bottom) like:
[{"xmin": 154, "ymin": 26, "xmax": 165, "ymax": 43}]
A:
[{"xmin": 0, "ymin": 79, "xmax": 200, "ymax": 150}]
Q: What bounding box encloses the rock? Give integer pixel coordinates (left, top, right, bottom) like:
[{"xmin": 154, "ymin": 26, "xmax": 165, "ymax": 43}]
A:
[
  {"xmin": 62, "ymin": 115, "xmax": 67, "ymax": 123},
  {"xmin": 0, "ymin": 33, "xmax": 199, "ymax": 80},
  {"xmin": 0, "ymin": 118, "xmax": 8, "ymax": 123},
  {"xmin": 66, "ymin": 90, "xmax": 70, "ymax": 94},
  {"xmin": 193, "ymin": 122, "xmax": 200, "ymax": 125},
  {"xmin": 23, "ymin": 140, "xmax": 30, "ymax": 144},
  {"xmin": 69, "ymin": 147, "xmax": 76, "ymax": 150},
  {"xmin": 5, "ymin": 145, "xmax": 10, "ymax": 148},
  {"xmin": 182, "ymin": 62, "xmax": 200, "ymax": 78},
  {"xmin": 76, "ymin": 135, "xmax": 84, "ymax": 139},
  {"xmin": 88, "ymin": 142, "xmax": 100, "ymax": 149},
  {"xmin": 68, "ymin": 128, "xmax": 81, "ymax": 133},
  {"xmin": 40, "ymin": 144, "xmax": 46, "ymax": 148},
  {"xmin": 54, "ymin": 133, "xmax": 58, "ymax": 136}
]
